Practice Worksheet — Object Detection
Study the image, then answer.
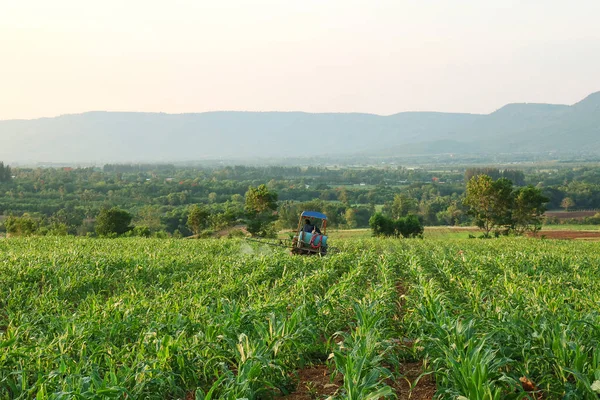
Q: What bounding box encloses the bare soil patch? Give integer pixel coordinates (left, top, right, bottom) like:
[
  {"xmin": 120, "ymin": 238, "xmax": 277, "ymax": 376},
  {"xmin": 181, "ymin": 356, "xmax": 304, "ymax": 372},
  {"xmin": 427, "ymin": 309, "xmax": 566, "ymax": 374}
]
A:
[
  {"xmin": 276, "ymin": 361, "xmax": 434, "ymax": 400},
  {"xmin": 545, "ymin": 211, "xmax": 597, "ymax": 219},
  {"xmin": 391, "ymin": 361, "xmax": 436, "ymax": 400},
  {"xmin": 277, "ymin": 281, "xmax": 435, "ymax": 400},
  {"xmin": 274, "ymin": 364, "xmax": 342, "ymax": 399}
]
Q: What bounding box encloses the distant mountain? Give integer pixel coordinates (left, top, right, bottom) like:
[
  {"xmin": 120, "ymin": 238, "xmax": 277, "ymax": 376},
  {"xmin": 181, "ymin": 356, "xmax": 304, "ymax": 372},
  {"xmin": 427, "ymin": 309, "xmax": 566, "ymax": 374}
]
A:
[{"xmin": 1, "ymin": 92, "xmax": 599, "ymax": 163}]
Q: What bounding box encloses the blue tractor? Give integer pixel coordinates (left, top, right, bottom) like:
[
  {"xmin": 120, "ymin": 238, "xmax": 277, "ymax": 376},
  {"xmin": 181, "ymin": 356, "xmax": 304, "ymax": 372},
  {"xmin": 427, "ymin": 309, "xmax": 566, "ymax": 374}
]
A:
[{"xmin": 291, "ymin": 211, "xmax": 329, "ymax": 255}]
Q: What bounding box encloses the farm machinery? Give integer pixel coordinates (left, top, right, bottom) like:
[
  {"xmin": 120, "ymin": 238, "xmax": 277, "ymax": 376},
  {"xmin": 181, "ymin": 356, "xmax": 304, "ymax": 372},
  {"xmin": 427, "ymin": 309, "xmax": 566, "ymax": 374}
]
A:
[{"xmin": 247, "ymin": 211, "xmax": 332, "ymax": 256}]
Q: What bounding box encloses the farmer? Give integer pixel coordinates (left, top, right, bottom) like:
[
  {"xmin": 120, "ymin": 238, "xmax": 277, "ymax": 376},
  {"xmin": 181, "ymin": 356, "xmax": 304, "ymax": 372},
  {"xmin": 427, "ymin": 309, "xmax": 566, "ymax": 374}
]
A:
[{"xmin": 303, "ymin": 219, "xmax": 321, "ymax": 234}]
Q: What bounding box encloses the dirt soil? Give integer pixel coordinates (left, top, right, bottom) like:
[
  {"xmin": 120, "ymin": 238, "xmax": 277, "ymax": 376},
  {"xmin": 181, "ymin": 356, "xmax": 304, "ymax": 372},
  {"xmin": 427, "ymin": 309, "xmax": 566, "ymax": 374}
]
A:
[
  {"xmin": 391, "ymin": 361, "xmax": 436, "ymax": 400},
  {"xmin": 275, "ymin": 361, "xmax": 435, "ymax": 400},
  {"xmin": 274, "ymin": 364, "xmax": 342, "ymax": 399},
  {"xmin": 544, "ymin": 211, "xmax": 597, "ymax": 219},
  {"xmin": 530, "ymin": 230, "xmax": 600, "ymax": 240},
  {"xmin": 276, "ymin": 281, "xmax": 435, "ymax": 400}
]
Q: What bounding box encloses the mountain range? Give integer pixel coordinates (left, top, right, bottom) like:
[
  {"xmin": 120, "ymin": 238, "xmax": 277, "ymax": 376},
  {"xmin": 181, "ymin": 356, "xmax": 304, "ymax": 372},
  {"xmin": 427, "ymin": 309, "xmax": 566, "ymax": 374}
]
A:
[{"xmin": 1, "ymin": 92, "xmax": 599, "ymax": 164}]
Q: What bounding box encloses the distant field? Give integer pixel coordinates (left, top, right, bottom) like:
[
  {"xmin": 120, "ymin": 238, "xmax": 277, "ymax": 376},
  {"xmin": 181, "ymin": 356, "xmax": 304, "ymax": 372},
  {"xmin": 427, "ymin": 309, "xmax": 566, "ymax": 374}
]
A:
[
  {"xmin": 423, "ymin": 226, "xmax": 478, "ymax": 239},
  {"xmin": 302, "ymin": 225, "xmax": 600, "ymax": 240},
  {"xmin": 545, "ymin": 210, "xmax": 598, "ymax": 219},
  {"xmin": 540, "ymin": 224, "xmax": 600, "ymax": 231},
  {"xmin": 313, "ymin": 227, "xmax": 479, "ymax": 240}
]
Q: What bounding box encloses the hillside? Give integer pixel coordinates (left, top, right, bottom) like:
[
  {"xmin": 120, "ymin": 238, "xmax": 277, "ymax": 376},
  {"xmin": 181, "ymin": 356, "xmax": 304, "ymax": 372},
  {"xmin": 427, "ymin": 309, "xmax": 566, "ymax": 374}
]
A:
[{"xmin": 0, "ymin": 92, "xmax": 599, "ymax": 163}]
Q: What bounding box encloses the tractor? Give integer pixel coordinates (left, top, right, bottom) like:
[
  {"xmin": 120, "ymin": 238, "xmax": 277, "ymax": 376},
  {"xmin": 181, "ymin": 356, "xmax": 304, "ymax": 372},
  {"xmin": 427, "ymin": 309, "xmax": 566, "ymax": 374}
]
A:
[
  {"xmin": 246, "ymin": 210, "xmax": 333, "ymax": 256},
  {"xmin": 290, "ymin": 211, "xmax": 329, "ymax": 255}
]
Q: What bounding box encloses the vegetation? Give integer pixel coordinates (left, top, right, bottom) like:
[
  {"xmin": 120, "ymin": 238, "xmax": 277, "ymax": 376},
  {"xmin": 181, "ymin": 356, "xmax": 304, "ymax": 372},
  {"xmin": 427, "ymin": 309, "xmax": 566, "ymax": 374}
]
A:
[
  {"xmin": 95, "ymin": 207, "xmax": 133, "ymax": 236},
  {"xmin": 0, "ymin": 162, "xmax": 11, "ymax": 182},
  {"xmin": 2, "ymin": 237, "xmax": 600, "ymax": 399},
  {"xmin": 3, "ymin": 214, "xmax": 38, "ymax": 236},
  {"xmin": 561, "ymin": 197, "xmax": 575, "ymax": 211},
  {"xmin": 3, "ymin": 162, "xmax": 600, "ymax": 237},
  {"xmin": 186, "ymin": 204, "xmax": 209, "ymax": 235},
  {"xmin": 463, "ymin": 175, "xmax": 548, "ymax": 236},
  {"xmin": 368, "ymin": 212, "xmax": 424, "ymax": 238},
  {"xmin": 244, "ymin": 184, "xmax": 278, "ymax": 237},
  {"xmin": 463, "ymin": 176, "xmax": 514, "ymax": 236}
]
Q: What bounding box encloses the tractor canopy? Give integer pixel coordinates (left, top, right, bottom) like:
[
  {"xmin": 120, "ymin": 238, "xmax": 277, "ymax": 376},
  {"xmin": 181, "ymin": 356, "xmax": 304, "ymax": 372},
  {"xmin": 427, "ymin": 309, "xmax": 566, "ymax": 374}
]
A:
[{"xmin": 300, "ymin": 211, "xmax": 327, "ymax": 220}]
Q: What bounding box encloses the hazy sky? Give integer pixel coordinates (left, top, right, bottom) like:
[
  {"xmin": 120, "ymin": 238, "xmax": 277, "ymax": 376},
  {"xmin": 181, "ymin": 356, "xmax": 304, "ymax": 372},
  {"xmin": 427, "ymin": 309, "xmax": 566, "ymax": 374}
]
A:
[{"xmin": 2, "ymin": 0, "xmax": 599, "ymax": 120}]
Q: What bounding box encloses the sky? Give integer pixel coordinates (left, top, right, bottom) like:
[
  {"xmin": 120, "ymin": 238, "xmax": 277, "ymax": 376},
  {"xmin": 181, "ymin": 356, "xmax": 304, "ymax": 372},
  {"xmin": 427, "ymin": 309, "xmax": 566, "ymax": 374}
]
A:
[{"xmin": 1, "ymin": 0, "xmax": 600, "ymax": 120}]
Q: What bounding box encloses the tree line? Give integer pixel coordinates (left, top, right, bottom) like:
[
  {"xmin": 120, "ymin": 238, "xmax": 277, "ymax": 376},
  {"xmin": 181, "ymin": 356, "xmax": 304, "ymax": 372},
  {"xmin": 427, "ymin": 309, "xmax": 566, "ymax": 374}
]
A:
[
  {"xmin": 4, "ymin": 163, "xmax": 600, "ymax": 237},
  {"xmin": 0, "ymin": 162, "xmax": 11, "ymax": 182}
]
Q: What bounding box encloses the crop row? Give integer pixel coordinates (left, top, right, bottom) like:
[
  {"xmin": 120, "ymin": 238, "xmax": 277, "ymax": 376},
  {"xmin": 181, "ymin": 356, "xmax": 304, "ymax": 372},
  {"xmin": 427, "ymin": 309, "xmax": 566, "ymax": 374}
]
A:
[
  {"xmin": 2, "ymin": 237, "xmax": 599, "ymax": 399},
  {"xmin": 0, "ymin": 238, "xmax": 405, "ymax": 399}
]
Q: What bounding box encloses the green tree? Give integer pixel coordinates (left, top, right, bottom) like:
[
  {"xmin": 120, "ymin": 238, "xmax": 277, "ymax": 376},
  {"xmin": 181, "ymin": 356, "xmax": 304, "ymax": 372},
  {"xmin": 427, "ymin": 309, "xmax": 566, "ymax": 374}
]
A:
[
  {"xmin": 369, "ymin": 212, "xmax": 394, "ymax": 237},
  {"xmin": 561, "ymin": 197, "xmax": 575, "ymax": 211},
  {"xmin": 4, "ymin": 214, "xmax": 38, "ymax": 236},
  {"xmin": 276, "ymin": 200, "xmax": 301, "ymax": 230},
  {"xmin": 245, "ymin": 184, "xmax": 278, "ymax": 237},
  {"xmin": 437, "ymin": 201, "xmax": 466, "ymax": 226},
  {"xmin": 51, "ymin": 206, "xmax": 85, "ymax": 235},
  {"xmin": 245, "ymin": 184, "xmax": 278, "ymax": 214},
  {"xmin": 390, "ymin": 193, "xmax": 418, "ymax": 219},
  {"xmin": 396, "ymin": 214, "xmax": 424, "ymax": 238},
  {"xmin": 463, "ymin": 175, "xmax": 514, "ymax": 237},
  {"xmin": 187, "ymin": 204, "xmax": 209, "ymax": 235},
  {"xmin": 0, "ymin": 162, "xmax": 12, "ymax": 182},
  {"xmin": 95, "ymin": 207, "xmax": 133, "ymax": 236},
  {"xmin": 369, "ymin": 212, "xmax": 423, "ymax": 238},
  {"xmin": 345, "ymin": 208, "xmax": 357, "ymax": 229},
  {"xmin": 337, "ymin": 188, "xmax": 350, "ymax": 206},
  {"xmin": 512, "ymin": 186, "xmax": 549, "ymax": 235},
  {"xmin": 136, "ymin": 205, "xmax": 163, "ymax": 233}
]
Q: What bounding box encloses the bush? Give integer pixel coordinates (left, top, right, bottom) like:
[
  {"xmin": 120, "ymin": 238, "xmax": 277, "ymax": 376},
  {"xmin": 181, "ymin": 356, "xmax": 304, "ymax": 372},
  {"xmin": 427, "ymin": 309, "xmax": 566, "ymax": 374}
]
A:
[
  {"xmin": 95, "ymin": 207, "xmax": 133, "ymax": 237},
  {"xmin": 132, "ymin": 226, "xmax": 151, "ymax": 237},
  {"xmin": 369, "ymin": 212, "xmax": 423, "ymax": 238},
  {"xmin": 397, "ymin": 214, "xmax": 424, "ymax": 238},
  {"xmin": 4, "ymin": 214, "xmax": 38, "ymax": 236}
]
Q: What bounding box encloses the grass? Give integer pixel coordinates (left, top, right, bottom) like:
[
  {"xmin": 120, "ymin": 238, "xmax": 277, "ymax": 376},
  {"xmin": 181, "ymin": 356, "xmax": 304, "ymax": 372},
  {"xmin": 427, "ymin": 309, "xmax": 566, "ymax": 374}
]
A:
[
  {"xmin": 541, "ymin": 224, "xmax": 600, "ymax": 231},
  {"xmin": 280, "ymin": 224, "xmax": 600, "ymax": 241}
]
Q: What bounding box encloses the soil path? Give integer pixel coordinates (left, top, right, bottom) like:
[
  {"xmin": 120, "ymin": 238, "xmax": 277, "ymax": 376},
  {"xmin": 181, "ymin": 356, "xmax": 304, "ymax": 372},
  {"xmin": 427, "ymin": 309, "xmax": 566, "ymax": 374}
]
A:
[
  {"xmin": 276, "ymin": 281, "xmax": 435, "ymax": 399},
  {"xmin": 275, "ymin": 361, "xmax": 435, "ymax": 400}
]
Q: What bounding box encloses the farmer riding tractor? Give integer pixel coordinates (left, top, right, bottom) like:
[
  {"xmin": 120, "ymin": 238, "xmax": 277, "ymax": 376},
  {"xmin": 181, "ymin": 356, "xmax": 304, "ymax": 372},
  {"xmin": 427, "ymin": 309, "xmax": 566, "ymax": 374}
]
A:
[{"xmin": 291, "ymin": 211, "xmax": 329, "ymax": 255}]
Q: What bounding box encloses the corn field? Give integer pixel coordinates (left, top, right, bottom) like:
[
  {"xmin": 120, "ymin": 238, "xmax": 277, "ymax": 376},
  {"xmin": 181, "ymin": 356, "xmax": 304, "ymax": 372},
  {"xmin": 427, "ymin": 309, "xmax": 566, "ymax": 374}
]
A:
[{"xmin": 1, "ymin": 237, "xmax": 599, "ymax": 399}]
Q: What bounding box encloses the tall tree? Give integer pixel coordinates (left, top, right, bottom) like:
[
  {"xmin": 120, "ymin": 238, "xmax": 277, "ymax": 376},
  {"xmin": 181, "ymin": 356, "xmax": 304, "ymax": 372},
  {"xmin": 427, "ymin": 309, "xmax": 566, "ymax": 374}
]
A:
[
  {"xmin": 561, "ymin": 197, "xmax": 575, "ymax": 211},
  {"xmin": 245, "ymin": 184, "xmax": 278, "ymax": 214},
  {"xmin": 345, "ymin": 208, "xmax": 357, "ymax": 229},
  {"xmin": 512, "ymin": 186, "xmax": 549, "ymax": 234},
  {"xmin": 187, "ymin": 204, "xmax": 209, "ymax": 235},
  {"xmin": 337, "ymin": 188, "xmax": 350, "ymax": 206},
  {"xmin": 390, "ymin": 193, "xmax": 418, "ymax": 219},
  {"xmin": 245, "ymin": 184, "xmax": 278, "ymax": 237},
  {"xmin": 463, "ymin": 175, "xmax": 514, "ymax": 236},
  {"xmin": 0, "ymin": 162, "xmax": 11, "ymax": 182}
]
